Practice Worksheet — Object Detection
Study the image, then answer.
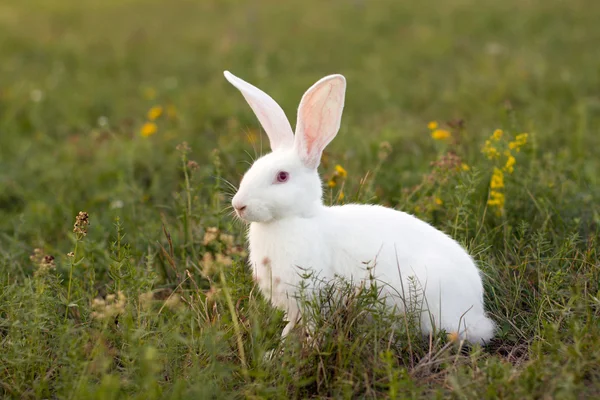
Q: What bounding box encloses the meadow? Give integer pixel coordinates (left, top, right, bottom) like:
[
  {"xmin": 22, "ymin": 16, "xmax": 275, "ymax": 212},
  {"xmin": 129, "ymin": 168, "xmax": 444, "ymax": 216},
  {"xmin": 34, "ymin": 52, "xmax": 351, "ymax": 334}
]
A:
[{"xmin": 1, "ymin": 0, "xmax": 600, "ymax": 398}]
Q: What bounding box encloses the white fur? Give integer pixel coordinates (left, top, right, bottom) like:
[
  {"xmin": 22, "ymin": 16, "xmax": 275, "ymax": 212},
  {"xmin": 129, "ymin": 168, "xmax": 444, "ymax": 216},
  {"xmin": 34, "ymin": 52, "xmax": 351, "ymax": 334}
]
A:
[{"xmin": 224, "ymin": 71, "xmax": 495, "ymax": 344}]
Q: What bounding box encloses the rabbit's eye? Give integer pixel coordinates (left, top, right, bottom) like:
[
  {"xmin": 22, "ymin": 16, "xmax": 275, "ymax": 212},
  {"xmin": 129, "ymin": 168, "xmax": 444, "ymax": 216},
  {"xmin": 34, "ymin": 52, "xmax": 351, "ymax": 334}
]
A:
[{"xmin": 276, "ymin": 171, "xmax": 289, "ymax": 183}]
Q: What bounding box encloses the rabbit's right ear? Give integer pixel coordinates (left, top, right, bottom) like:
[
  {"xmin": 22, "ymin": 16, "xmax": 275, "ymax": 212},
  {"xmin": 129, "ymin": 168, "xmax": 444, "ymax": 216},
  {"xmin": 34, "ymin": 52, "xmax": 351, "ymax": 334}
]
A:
[
  {"xmin": 224, "ymin": 71, "xmax": 294, "ymax": 151},
  {"xmin": 294, "ymin": 74, "xmax": 346, "ymax": 169}
]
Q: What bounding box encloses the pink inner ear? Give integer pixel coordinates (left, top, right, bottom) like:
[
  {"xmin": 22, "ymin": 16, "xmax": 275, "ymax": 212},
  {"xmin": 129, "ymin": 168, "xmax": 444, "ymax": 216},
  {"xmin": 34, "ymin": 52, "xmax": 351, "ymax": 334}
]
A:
[
  {"xmin": 295, "ymin": 74, "xmax": 345, "ymax": 169},
  {"xmin": 301, "ymin": 84, "xmax": 333, "ymax": 159}
]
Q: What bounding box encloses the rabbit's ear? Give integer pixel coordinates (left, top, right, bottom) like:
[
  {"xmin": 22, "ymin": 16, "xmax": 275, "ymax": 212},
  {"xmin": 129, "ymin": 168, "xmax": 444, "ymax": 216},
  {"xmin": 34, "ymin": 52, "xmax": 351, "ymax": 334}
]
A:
[
  {"xmin": 224, "ymin": 71, "xmax": 294, "ymax": 151},
  {"xmin": 294, "ymin": 74, "xmax": 346, "ymax": 169}
]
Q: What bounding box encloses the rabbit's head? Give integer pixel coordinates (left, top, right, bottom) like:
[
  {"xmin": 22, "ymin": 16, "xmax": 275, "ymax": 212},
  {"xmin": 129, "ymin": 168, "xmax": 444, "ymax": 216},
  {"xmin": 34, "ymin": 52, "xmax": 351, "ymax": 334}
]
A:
[{"xmin": 225, "ymin": 71, "xmax": 346, "ymax": 223}]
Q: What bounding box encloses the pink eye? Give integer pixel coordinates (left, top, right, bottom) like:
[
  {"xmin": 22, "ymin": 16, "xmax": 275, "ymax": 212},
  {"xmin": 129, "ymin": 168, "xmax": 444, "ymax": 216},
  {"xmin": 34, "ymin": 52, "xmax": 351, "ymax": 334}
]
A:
[{"xmin": 276, "ymin": 171, "xmax": 289, "ymax": 183}]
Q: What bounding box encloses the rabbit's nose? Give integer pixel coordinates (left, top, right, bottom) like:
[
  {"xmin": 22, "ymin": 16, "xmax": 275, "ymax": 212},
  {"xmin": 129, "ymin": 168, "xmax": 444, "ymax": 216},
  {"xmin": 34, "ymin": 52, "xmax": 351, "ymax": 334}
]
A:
[
  {"xmin": 232, "ymin": 197, "xmax": 247, "ymax": 215},
  {"xmin": 234, "ymin": 204, "xmax": 247, "ymax": 217}
]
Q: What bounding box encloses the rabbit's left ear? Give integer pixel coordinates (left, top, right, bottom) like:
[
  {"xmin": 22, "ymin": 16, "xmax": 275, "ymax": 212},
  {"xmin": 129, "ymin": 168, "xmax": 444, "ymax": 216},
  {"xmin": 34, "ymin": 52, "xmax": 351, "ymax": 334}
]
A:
[
  {"xmin": 224, "ymin": 71, "xmax": 294, "ymax": 151},
  {"xmin": 294, "ymin": 74, "xmax": 346, "ymax": 169}
]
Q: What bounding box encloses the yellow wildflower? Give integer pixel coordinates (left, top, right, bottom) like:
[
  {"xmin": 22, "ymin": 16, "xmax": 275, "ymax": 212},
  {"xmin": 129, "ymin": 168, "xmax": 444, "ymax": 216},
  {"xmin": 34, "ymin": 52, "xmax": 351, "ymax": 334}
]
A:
[
  {"xmin": 516, "ymin": 133, "xmax": 528, "ymax": 142},
  {"xmin": 428, "ymin": 121, "xmax": 438, "ymax": 130},
  {"xmin": 487, "ymin": 190, "xmax": 505, "ymax": 208},
  {"xmin": 338, "ymin": 191, "xmax": 345, "ymax": 201},
  {"xmin": 509, "ymin": 133, "xmax": 528, "ymax": 152},
  {"xmin": 503, "ymin": 154, "xmax": 516, "ymax": 174},
  {"xmin": 431, "ymin": 129, "xmax": 451, "ymax": 140},
  {"xmin": 490, "ymin": 168, "xmax": 504, "ymax": 189},
  {"xmin": 434, "ymin": 197, "xmax": 443, "ymax": 206},
  {"xmin": 335, "ymin": 164, "xmax": 348, "ymax": 178},
  {"xmin": 327, "ymin": 179, "xmax": 336, "ymax": 188},
  {"xmin": 482, "ymin": 140, "xmax": 500, "ymax": 159},
  {"xmin": 141, "ymin": 122, "xmax": 158, "ymax": 137},
  {"xmin": 147, "ymin": 105, "xmax": 163, "ymax": 121},
  {"xmin": 461, "ymin": 163, "xmax": 470, "ymax": 171},
  {"xmin": 492, "ymin": 129, "xmax": 503, "ymax": 140}
]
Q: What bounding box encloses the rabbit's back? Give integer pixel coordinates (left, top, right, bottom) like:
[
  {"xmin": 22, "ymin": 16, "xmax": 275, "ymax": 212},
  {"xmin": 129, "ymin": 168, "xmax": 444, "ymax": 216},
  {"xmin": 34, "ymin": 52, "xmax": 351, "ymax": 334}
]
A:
[
  {"xmin": 323, "ymin": 204, "xmax": 479, "ymax": 279},
  {"xmin": 323, "ymin": 204, "xmax": 493, "ymax": 342}
]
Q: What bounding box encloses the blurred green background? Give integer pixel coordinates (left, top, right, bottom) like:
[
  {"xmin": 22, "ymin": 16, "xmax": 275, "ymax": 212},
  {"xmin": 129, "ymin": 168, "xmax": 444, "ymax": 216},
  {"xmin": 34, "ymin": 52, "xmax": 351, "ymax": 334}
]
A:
[
  {"xmin": 1, "ymin": 0, "xmax": 600, "ymax": 398},
  {"xmin": 1, "ymin": 0, "xmax": 599, "ymax": 247}
]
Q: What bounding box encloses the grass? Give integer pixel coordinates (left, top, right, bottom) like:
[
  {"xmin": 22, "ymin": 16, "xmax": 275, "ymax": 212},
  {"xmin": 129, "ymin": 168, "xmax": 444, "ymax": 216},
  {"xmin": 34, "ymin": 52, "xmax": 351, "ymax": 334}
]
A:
[{"xmin": 1, "ymin": 0, "xmax": 599, "ymax": 398}]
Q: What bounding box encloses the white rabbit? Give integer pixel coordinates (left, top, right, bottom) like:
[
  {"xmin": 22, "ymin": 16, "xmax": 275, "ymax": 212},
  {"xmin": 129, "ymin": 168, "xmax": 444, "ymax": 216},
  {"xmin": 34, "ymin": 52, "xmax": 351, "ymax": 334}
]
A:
[{"xmin": 224, "ymin": 70, "xmax": 495, "ymax": 344}]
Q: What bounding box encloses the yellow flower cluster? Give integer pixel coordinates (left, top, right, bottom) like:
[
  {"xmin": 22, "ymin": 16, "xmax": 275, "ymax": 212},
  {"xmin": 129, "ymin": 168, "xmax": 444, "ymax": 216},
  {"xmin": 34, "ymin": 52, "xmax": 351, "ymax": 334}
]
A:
[
  {"xmin": 481, "ymin": 129, "xmax": 528, "ymax": 215},
  {"xmin": 147, "ymin": 105, "xmax": 163, "ymax": 120},
  {"xmin": 428, "ymin": 121, "xmax": 451, "ymax": 141},
  {"xmin": 488, "ymin": 190, "xmax": 505, "ymax": 209},
  {"xmin": 482, "ymin": 129, "xmax": 503, "ymax": 159},
  {"xmin": 432, "ymin": 129, "xmax": 451, "ymax": 140},
  {"xmin": 141, "ymin": 122, "xmax": 157, "ymax": 137},
  {"xmin": 481, "ymin": 141, "xmax": 500, "ymax": 159},
  {"xmin": 140, "ymin": 105, "xmax": 163, "ymax": 137},
  {"xmin": 490, "ymin": 167, "xmax": 504, "ymax": 189},
  {"xmin": 327, "ymin": 164, "xmax": 347, "ymax": 187},
  {"xmin": 328, "ymin": 164, "xmax": 347, "ymax": 201},
  {"xmin": 509, "ymin": 133, "xmax": 528, "ymax": 152},
  {"xmin": 140, "ymin": 99, "xmax": 178, "ymax": 138},
  {"xmin": 488, "ymin": 167, "xmax": 505, "ymax": 210},
  {"xmin": 504, "ymin": 153, "xmax": 516, "ymax": 174},
  {"xmin": 335, "ymin": 164, "xmax": 348, "ymax": 178}
]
